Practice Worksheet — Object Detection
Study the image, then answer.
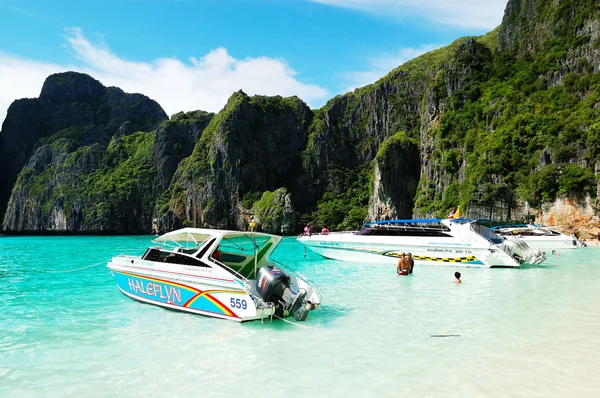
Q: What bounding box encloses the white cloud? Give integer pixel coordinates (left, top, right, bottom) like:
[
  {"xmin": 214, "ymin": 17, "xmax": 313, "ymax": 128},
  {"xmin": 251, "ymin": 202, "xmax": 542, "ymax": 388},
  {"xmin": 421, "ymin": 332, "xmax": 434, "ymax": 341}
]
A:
[
  {"xmin": 341, "ymin": 44, "xmax": 440, "ymax": 92},
  {"xmin": 0, "ymin": 55, "xmax": 66, "ymax": 125},
  {"xmin": 308, "ymin": 0, "xmax": 508, "ymax": 30},
  {"xmin": 0, "ymin": 28, "xmax": 329, "ymax": 125}
]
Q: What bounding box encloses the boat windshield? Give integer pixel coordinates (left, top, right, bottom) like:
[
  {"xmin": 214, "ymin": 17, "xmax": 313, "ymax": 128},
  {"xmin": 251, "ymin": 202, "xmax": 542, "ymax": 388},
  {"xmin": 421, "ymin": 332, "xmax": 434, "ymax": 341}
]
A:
[
  {"xmin": 358, "ymin": 220, "xmax": 452, "ymax": 237},
  {"xmin": 471, "ymin": 223, "xmax": 504, "ymax": 244},
  {"xmin": 218, "ymin": 234, "xmax": 275, "ymax": 257}
]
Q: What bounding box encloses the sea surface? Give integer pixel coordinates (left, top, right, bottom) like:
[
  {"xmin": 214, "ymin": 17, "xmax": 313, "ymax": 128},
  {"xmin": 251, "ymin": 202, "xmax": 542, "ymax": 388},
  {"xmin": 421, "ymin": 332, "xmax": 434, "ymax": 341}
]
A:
[{"xmin": 1, "ymin": 235, "xmax": 600, "ymax": 397}]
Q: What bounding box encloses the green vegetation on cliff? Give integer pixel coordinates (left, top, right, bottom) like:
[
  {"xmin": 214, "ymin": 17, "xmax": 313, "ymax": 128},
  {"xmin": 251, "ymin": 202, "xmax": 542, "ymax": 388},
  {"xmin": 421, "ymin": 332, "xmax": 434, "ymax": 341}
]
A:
[
  {"xmin": 423, "ymin": 40, "xmax": 600, "ymax": 214},
  {"xmin": 3, "ymin": 0, "xmax": 600, "ymax": 234}
]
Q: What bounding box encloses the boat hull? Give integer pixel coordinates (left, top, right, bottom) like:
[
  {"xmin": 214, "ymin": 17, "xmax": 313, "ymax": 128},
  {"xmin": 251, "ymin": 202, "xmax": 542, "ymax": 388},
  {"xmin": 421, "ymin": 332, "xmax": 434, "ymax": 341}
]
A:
[
  {"xmin": 299, "ymin": 236, "xmax": 519, "ymax": 268},
  {"xmin": 109, "ymin": 264, "xmax": 274, "ymax": 322},
  {"xmin": 504, "ymin": 236, "xmax": 577, "ymax": 250}
]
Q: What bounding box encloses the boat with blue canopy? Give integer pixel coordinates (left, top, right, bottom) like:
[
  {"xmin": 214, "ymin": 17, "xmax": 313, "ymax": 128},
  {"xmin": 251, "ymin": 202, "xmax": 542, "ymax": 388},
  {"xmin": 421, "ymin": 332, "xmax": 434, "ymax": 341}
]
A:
[{"xmin": 297, "ymin": 218, "xmax": 546, "ymax": 268}]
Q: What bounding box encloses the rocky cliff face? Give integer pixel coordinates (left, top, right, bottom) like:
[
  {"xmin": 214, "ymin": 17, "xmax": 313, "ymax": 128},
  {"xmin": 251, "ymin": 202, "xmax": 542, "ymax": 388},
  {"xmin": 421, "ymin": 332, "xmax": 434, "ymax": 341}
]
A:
[
  {"xmin": 0, "ymin": 72, "xmax": 167, "ymax": 225},
  {"xmin": 2, "ymin": 0, "xmax": 600, "ymax": 234},
  {"xmin": 367, "ymin": 132, "xmax": 420, "ymax": 220},
  {"xmin": 1, "ymin": 72, "xmax": 168, "ymax": 232},
  {"xmin": 157, "ymin": 91, "xmax": 312, "ymax": 232},
  {"xmin": 151, "ymin": 110, "xmax": 213, "ymax": 194},
  {"xmin": 251, "ymin": 188, "xmax": 296, "ymax": 235},
  {"xmin": 499, "ymin": 0, "xmax": 600, "ymax": 73},
  {"xmin": 3, "ymin": 141, "xmax": 105, "ymax": 231}
]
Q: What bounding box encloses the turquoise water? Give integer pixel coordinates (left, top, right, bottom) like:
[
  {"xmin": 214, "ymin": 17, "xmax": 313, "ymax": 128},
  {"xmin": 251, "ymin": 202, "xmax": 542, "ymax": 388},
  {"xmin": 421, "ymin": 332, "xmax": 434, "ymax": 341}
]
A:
[{"xmin": 2, "ymin": 235, "xmax": 600, "ymax": 397}]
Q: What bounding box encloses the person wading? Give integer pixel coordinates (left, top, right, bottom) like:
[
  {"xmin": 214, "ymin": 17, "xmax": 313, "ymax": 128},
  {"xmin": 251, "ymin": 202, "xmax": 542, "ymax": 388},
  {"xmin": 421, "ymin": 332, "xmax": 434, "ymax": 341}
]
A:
[
  {"xmin": 407, "ymin": 253, "xmax": 415, "ymax": 274},
  {"xmin": 397, "ymin": 253, "xmax": 411, "ymax": 276}
]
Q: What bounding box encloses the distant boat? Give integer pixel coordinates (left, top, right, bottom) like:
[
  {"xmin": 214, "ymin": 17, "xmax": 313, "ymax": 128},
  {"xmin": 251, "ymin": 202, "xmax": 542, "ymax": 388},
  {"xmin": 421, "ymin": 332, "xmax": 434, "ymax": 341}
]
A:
[
  {"xmin": 298, "ymin": 219, "xmax": 546, "ymax": 268},
  {"xmin": 490, "ymin": 224, "xmax": 580, "ymax": 250},
  {"xmin": 108, "ymin": 228, "xmax": 321, "ymax": 322}
]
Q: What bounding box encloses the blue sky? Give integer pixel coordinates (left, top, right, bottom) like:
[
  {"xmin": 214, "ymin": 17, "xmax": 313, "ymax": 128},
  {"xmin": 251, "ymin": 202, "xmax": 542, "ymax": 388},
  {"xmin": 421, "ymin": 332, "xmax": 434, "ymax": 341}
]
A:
[{"xmin": 0, "ymin": 0, "xmax": 509, "ymax": 124}]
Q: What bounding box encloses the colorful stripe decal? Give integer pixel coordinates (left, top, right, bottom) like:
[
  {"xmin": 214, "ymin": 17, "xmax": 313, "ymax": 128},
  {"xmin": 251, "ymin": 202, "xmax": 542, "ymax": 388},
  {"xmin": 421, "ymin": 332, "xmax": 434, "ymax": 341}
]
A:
[
  {"xmin": 114, "ymin": 271, "xmax": 241, "ymax": 318},
  {"xmin": 378, "ymin": 251, "xmax": 481, "ymax": 263},
  {"xmin": 322, "ymin": 246, "xmax": 484, "ymax": 264},
  {"xmin": 412, "ymin": 255, "xmax": 481, "ymax": 263},
  {"xmin": 184, "ymin": 290, "xmax": 246, "ymax": 310}
]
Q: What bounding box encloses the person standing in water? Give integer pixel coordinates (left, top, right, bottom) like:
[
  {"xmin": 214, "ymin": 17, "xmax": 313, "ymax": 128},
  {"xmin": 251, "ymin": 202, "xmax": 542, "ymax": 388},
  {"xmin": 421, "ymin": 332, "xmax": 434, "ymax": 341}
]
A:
[
  {"xmin": 397, "ymin": 253, "xmax": 411, "ymax": 275},
  {"xmin": 407, "ymin": 253, "xmax": 415, "ymax": 274},
  {"xmin": 454, "ymin": 272, "xmax": 462, "ymax": 283}
]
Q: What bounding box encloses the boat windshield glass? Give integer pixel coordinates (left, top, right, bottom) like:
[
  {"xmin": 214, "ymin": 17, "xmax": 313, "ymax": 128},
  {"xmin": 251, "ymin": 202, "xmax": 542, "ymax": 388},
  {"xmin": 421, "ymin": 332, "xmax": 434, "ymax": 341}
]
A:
[
  {"xmin": 154, "ymin": 231, "xmax": 210, "ymax": 252},
  {"xmin": 358, "ymin": 221, "xmax": 451, "ymax": 237},
  {"xmin": 471, "ymin": 223, "xmax": 504, "ymax": 244},
  {"xmin": 219, "ymin": 234, "xmax": 274, "ymax": 256}
]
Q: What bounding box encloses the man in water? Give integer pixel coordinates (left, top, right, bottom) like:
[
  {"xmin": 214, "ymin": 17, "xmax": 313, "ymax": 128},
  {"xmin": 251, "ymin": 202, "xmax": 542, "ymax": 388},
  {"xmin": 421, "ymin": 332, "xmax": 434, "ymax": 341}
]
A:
[
  {"xmin": 454, "ymin": 272, "xmax": 461, "ymax": 283},
  {"xmin": 407, "ymin": 253, "xmax": 415, "ymax": 274},
  {"xmin": 397, "ymin": 253, "xmax": 411, "ymax": 275}
]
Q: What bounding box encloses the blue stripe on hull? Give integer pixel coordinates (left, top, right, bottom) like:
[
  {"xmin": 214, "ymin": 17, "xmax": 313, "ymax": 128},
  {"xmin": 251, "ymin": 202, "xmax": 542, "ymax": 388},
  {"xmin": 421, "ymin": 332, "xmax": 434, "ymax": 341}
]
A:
[{"xmin": 111, "ymin": 271, "xmax": 240, "ymax": 318}]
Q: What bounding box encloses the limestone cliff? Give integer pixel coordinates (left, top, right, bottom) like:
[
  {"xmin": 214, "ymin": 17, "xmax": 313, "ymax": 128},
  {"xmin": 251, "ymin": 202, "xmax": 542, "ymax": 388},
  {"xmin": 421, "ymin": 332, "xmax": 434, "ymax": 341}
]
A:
[
  {"xmin": 498, "ymin": 0, "xmax": 600, "ymax": 85},
  {"xmin": 368, "ymin": 132, "xmax": 420, "ymax": 221},
  {"xmin": 251, "ymin": 188, "xmax": 296, "ymax": 235},
  {"xmin": 3, "ymin": 0, "xmax": 600, "ymax": 234},
  {"xmin": 0, "ymin": 72, "xmax": 167, "ymax": 225},
  {"xmin": 1, "ymin": 72, "xmax": 169, "ymax": 233},
  {"xmin": 157, "ymin": 91, "xmax": 311, "ymax": 232}
]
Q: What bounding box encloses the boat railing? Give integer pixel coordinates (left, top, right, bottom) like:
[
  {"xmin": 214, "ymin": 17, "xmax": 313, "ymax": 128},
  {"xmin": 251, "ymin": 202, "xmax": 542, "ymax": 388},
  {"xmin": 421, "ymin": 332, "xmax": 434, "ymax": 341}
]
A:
[
  {"xmin": 210, "ymin": 258, "xmax": 251, "ymax": 283},
  {"xmin": 365, "ymin": 221, "xmax": 449, "ymax": 232},
  {"xmin": 271, "ymin": 258, "xmax": 322, "ymax": 301},
  {"xmin": 211, "ymin": 259, "xmax": 274, "ymax": 308}
]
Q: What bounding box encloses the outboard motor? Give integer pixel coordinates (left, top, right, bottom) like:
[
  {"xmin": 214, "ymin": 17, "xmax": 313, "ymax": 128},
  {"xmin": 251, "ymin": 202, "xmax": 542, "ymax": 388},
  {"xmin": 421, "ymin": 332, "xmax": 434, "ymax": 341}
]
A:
[{"xmin": 256, "ymin": 266, "xmax": 310, "ymax": 321}]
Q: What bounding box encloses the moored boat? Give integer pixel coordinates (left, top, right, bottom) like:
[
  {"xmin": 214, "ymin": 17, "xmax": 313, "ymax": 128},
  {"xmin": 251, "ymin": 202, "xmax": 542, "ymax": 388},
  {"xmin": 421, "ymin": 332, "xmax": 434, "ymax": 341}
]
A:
[
  {"xmin": 297, "ymin": 219, "xmax": 546, "ymax": 268},
  {"xmin": 490, "ymin": 224, "xmax": 580, "ymax": 250},
  {"xmin": 108, "ymin": 228, "xmax": 321, "ymax": 322}
]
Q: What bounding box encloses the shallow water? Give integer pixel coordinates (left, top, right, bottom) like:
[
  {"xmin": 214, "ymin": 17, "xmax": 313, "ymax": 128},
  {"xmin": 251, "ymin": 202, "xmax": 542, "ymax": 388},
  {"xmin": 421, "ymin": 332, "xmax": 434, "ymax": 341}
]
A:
[{"xmin": 1, "ymin": 235, "xmax": 600, "ymax": 397}]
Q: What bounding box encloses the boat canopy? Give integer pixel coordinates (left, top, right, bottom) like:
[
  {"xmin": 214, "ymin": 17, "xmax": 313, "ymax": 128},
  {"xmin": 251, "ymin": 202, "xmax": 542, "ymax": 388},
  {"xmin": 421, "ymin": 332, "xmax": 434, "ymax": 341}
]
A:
[
  {"xmin": 155, "ymin": 228, "xmax": 213, "ymax": 245},
  {"xmin": 365, "ymin": 218, "xmax": 477, "ymax": 226},
  {"xmin": 154, "ymin": 227, "xmax": 281, "ymax": 249}
]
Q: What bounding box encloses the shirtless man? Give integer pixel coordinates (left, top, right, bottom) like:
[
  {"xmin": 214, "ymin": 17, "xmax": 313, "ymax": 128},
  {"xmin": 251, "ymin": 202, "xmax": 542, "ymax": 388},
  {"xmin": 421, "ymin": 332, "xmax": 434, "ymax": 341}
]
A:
[{"xmin": 397, "ymin": 253, "xmax": 411, "ymax": 275}]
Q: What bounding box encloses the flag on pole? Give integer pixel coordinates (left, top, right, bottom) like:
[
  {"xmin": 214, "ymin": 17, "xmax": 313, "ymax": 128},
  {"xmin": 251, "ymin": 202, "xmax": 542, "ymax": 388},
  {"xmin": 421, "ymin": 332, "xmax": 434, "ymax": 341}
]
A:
[
  {"xmin": 448, "ymin": 208, "xmax": 456, "ymax": 219},
  {"xmin": 454, "ymin": 206, "xmax": 461, "ymax": 219}
]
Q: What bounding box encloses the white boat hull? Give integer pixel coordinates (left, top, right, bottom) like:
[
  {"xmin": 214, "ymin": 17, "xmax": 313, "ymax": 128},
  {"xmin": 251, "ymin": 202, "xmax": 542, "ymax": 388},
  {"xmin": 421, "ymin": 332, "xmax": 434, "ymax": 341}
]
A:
[
  {"xmin": 108, "ymin": 257, "xmax": 274, "ymax": 322},
  {"xmin": 492, "ymin": 225, "xmax": 581, "ymax": 250},
  {"xmin": 299, "ymin": 235, "xmax": 520, "ymax": 268},
  {"xmin": 503, "ymin": 236, "xmax": 577, "ymax": 250}
]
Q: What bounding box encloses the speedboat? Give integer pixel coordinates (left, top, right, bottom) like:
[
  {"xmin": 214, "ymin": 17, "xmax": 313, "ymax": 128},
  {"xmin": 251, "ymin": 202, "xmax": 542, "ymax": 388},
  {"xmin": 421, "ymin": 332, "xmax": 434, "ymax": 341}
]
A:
[
  {"xmin": 297, "ymin": 219, "xmax": 546, "ymax": 268},
  {"xmin": 490, "ymin": 224, "xmax": 580, "ymax": 250},
  {"xmin": 108, "ymin": 228, "xmax": 321, "ymax": 322}
]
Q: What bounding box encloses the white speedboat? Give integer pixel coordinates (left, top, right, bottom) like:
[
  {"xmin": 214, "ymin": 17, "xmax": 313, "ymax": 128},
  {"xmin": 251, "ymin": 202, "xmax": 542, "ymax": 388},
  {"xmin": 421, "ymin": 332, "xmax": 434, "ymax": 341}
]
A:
[
  {"xmin": 108, "ymin": 228, "xmax": 321, "ymax": 322},
  {"xmin": 490, "ymin": 224, "xmax": 580, "ymax": 250},
  {"xmin": 297, "ymin": 219, "xmax": 546, "ymax": 268}
]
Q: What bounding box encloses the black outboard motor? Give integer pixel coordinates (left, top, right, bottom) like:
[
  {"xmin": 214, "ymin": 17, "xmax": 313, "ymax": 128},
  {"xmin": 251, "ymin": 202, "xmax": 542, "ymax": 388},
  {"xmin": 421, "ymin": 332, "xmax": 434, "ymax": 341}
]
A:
[{"xmin": 256, "ymin": 266, "xmax": 309, "ymax": 321}]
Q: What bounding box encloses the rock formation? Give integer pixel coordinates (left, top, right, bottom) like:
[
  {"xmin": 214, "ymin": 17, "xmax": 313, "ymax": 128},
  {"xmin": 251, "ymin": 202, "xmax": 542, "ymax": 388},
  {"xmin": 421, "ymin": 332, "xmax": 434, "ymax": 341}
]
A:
[{"xmin": 2, "ymin": 0, "xmax": 600, "ymax": 234}]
